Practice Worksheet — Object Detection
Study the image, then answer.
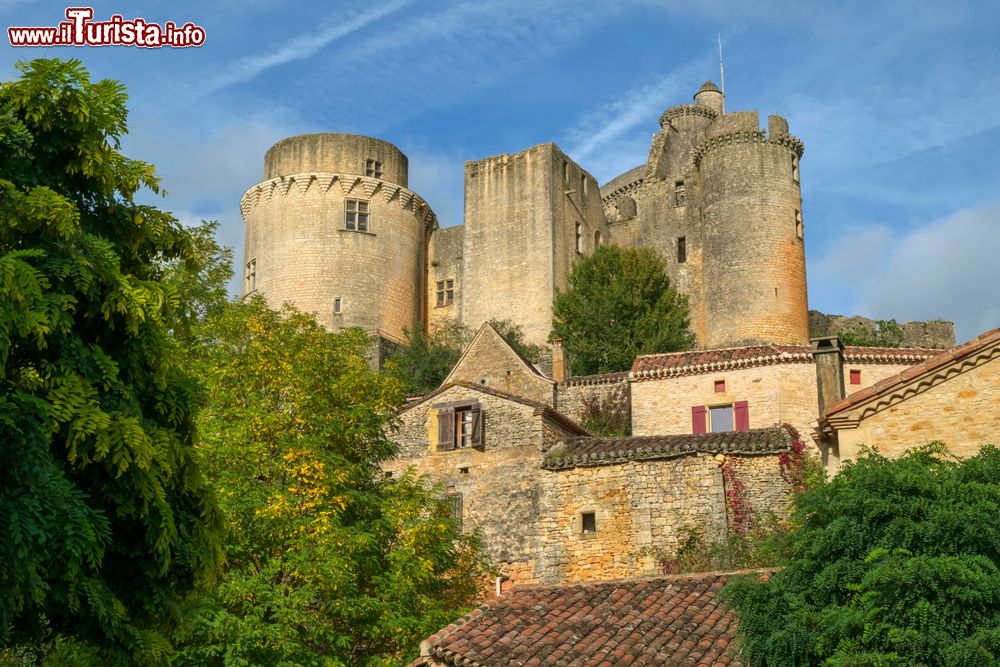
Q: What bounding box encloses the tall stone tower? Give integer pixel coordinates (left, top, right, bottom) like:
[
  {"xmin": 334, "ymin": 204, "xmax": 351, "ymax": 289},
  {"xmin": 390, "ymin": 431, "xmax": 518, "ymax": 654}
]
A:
[
  {"xmin": 601, "ymin": 81, "xmax": 809, "ymax": 349},
  {"xmin": 240, "ymin": 134, "xmax": 437, "ymax": 342}
]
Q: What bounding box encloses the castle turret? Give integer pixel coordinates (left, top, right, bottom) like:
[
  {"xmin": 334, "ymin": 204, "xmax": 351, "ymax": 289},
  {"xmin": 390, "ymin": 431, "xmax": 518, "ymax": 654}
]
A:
[
  {"xmin": 239, "ymin": 134, "xmax": 436, "ymax": 341},
  {"xmin": 693, "ymin": 80, "xmax": 724, "ymax": 115},
  {"xmin": 694, "ymin": 111, "xmax": 808, "ymax": 347}
]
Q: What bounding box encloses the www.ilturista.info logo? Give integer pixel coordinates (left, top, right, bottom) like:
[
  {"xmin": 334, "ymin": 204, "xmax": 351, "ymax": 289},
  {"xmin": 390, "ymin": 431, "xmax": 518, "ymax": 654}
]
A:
[{"xmin": 8, "ymin": 7, "xmax": 205, "ymax": 48}]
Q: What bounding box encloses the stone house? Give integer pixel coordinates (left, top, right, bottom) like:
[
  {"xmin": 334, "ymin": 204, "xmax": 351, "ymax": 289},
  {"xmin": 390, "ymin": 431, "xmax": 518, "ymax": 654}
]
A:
[{"xmin": 818, "ymin": 326, "xmax": 1000, "ymax": 461}]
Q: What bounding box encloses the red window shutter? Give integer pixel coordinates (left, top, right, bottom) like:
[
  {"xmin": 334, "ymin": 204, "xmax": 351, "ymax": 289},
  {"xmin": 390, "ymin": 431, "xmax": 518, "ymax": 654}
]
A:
[
  {"xmin": 692, "ymin": 406, "xmax": 707, "ymax": 434},
  {"xmin": 437, "ymin": 408, "xmax": 455, "ymax": 450},
  {"xmin": 734, "ymin": 401, "xmax": 749, "ymax": 432},
  {"xmin": 850, "ymin": 369, "xmax": 861, "ymax": 385}
]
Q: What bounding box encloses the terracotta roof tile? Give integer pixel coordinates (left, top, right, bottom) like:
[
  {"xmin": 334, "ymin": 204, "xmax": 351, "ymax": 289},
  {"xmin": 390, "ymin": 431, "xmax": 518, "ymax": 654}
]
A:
[
  {"xmin": 416, "ymin": 573, "xmax": 757, "ymax": 666},
  {"xmin": 543, "ymin": 426, "xmax": 794, "ymax": 470},
  {"xmin": 631, "ymin": 344, "xmax": 940, "ymax": 381},
  {"xmin": 560, "ymin": 371, "xmax": 629, "ymax": 387},
  {"xmin": 824, "ymin": 326, "xmax": 1000, "ymax": 419}
]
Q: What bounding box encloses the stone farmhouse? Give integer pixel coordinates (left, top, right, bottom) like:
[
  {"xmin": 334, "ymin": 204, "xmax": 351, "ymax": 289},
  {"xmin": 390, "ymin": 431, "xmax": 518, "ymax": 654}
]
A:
[{"xmin": 240, "ymin": 79, "xmax": 999, "ymax": 610}]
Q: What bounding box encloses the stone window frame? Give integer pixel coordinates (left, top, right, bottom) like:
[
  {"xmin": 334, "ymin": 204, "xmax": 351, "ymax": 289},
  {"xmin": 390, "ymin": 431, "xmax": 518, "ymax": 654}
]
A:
[
  {"xmin": 576, "ymin": 507, "xmax": 599, "ymax": 537},
  {"xmin": 708, "ymin": 403, "xmax": 735, "ymax": 433},
  {"xmin": 345, "ymin": 198, "xmax": 371, "ymax": 233},
  {"xmin": 714, "ymin": 379, "xmax": 726, "ymax": 394},
  {"xmin": 434, "ymin": 399, "xmax": 483, "ymax": 452},
  {"xmin": 674, "ymin": 179, "xmax": 686, "ymax": 207},
  {"xmin": 244, "ymin": 258, "xmax": 257, "ymax": 293},
  {"xmin": 677, "ymin": 236, "xmax": 687, "ymax": 264},
  {"xmin": 436, "ymin": 279, "xmax": 455, "ymax": 307},
  {"xmin": 575, "ymin": 222, "xmax": 583, "ymax": 255},
  {"xmin": 333, "ymin": 296, "xmax": 342, "ymax": 315},
  {"xmin": 795, "ymin": 209, "xmax": 803, "ymax": 241},
  {"xmin": 365, "ymin": 158, "xmax": 383, "ymax": 179},
  {"xmin": 792, "ymin": 155, "xmax": 800, "ymax": 184},
  {"xmin": 582, "ymin": 173, "xmax": 588, "ymax": 195}
]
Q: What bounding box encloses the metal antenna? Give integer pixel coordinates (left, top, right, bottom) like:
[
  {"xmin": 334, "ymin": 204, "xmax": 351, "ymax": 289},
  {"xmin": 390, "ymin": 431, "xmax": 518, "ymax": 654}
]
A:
[{"xmin": 718, "ymin": 33, "xmax": 726, "ymax": 113}]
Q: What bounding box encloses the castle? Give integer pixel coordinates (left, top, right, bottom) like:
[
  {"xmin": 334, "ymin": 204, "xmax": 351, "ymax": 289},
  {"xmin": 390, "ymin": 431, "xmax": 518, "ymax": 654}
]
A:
[{"xmin": 240, "ymin": 81, "xmax": 808, "ymax": 351}]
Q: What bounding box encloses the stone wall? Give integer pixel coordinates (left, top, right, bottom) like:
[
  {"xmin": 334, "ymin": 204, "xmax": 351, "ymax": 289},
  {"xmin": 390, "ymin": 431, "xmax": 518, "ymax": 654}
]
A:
[
  {"xmin": 809, "ymin": 311, "xmax": 955, "ymax": 349},
  {"xmin": 555, "ymin": 374, "xmax": 629, "ymax": 427},
  {"xmin": 427, "ymin": 225, "xmax": 464, "ymax": 332},
  {"xmin": 836, "ymin": 354, "xmax": 1000, "ymax": 462}
]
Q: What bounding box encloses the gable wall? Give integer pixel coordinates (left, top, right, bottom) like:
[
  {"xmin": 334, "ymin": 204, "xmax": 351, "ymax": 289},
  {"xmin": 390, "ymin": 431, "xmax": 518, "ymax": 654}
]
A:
[
  {"xmin": 837, "ymin": 353, "xmax": 1000, "ymax": 462},
  {"xmin": 446, "ymin": 330, "xmax": 554, "ymax": 405}
]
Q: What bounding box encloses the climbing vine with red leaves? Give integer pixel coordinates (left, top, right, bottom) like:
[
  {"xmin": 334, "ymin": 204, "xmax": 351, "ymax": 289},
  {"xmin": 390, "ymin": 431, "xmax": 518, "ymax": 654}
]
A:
[
  {"xmin": 722, "ymin": 460, "xmax": 754, "ymax": 536},
  {"xmin": 777, "ymin": 424, "xmax": 811, "ymax": 493}
]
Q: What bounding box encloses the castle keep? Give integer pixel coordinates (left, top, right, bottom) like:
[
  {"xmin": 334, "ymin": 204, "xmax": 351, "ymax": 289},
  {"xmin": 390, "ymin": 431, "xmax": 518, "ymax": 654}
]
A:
[{"xmin": 240, "ymin": 81, "xmax": 808, "ymax": 350}]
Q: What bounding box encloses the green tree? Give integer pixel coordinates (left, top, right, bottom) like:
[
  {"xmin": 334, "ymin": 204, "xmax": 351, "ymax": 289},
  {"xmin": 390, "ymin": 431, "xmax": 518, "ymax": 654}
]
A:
[
  {"xmin": 173, "ymin": 298, "xmax": 490, "ymax": 666},
  {"xmin": 386, "ymin": 321, "xmax": 471, "ymax": 395},
  {"xmin": 0, "ymin": 59, "xmax": 222, "ymax": 663},
  {"xmin": 551, "ymin": 245, "xmax": 694, "ymax": 375},
  {"xmin": 725, "ymin": 443, "xmax": 1000, "ymax": 666}
]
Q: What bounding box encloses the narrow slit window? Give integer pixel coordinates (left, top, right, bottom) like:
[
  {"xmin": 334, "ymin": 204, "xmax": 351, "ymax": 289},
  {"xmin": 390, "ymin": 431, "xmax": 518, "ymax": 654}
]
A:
[
  {"xmin": 563, "ymin": 160, "xmax": 570, "ymax": 182},
  {"xmin": 576, "ymin": 222, "xmax": 583, "ymax": 254},
  {"xmin": 795, "ymin": 209, "xmax": 803, "ymax": 240},
  {"xmin": 792, "ymin": 155, "xmax": 800, "ymax": 183},
  {"xmin": 333, "ymin": 296, "xmax": 342, "ymax": 314},
  {"xmin": 245, "ymin": 258, "xmax": 257, "ymax": 292},
  {"xmin": 677, "ymin": 236, "xmax": 687, "ymax": 264},
  {"xmin": 582, "ymin": 174, "xmax": 588, "ymax": 195},
  {"xmin": 674, "ymin": 180, "xmax": 686, "ymax": 207}
]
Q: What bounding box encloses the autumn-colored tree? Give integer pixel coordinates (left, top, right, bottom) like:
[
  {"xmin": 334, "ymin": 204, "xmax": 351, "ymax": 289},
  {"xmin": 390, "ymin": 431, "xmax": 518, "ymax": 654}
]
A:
[{"xmin": 172, "ymin": 298, "xmax": 490, "ymax": 666}]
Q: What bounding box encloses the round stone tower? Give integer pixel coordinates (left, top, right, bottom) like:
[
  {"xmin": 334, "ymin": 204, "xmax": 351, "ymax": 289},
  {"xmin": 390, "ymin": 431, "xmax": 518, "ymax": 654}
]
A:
[
  {"xmin": 240, "ymin": 133, "xmax": 437, "ymax": 340},
  {"xmin": 693, "ymin": 112, "xmax": 808, "ymax": 348}
]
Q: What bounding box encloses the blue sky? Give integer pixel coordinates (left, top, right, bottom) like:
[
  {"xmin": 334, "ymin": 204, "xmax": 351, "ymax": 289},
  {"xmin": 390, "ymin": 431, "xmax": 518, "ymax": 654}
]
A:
[{"xmin": 2, "ymin": 0, "xmax": 998, "ymax": 342}]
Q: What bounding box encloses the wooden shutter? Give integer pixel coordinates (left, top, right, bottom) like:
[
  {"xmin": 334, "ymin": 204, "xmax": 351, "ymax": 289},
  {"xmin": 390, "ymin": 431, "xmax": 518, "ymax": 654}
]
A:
[
  {"xmin": 437, "ymin": 407, "xmax": 455, "ymax": 450},
  {"xmin": 470, "ymin": 403, "xmax": 483, "ymax": 448},
  {"xmin": 692, "ymin": 405, "xmax": 707, "ymax": 434},
  {"xmin": 734, "ymin": 401, "xmax": 749, "ymax": 432}
]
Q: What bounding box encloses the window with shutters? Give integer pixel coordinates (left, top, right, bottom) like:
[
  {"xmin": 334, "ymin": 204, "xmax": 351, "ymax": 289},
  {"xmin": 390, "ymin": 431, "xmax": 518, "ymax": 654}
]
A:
[
  {"xmin": 693, "ymin": 401, "xmax": 749, "ymax": 433},
  {"xmin": 345, "ymin": 198, "xmax": 370, "ymax": 232},
  {"xmin": 850, "ymin": 369, "xmax": 862, "ymax": 385},
  {"xmin": 435, "ymin": 400, "xmax": 483, "ymax": 451}
]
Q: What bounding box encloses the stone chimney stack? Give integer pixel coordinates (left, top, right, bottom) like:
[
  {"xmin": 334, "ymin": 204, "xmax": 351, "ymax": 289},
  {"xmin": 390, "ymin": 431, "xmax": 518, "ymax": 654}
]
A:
[
  {"xmin": 811, "ymin": 336, "xmax": 845, "ymax": 416},
  {"xmin": 552, "ymin": 338, "xmax": 568, "ymax": 383}
]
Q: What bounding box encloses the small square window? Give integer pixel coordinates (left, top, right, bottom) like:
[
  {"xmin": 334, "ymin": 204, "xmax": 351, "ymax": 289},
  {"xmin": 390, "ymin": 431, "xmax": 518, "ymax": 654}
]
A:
[
  {"xmin": 710, "ymin": 405, "xmax": 734, "ymax": 433},
  {"xmin": 581, "ymin": 511, "xmax": 596, "ymax": 534},
  {"xmin": 366, "ymin": 159, "xmax": 383, "ymax": 179},
  {"xmin": 850, "ymin": 369, "xmax": 861, "ymax": 385},
  {"xmin": 674, "ymin": 180, "xmax": 686, "ymax": 207},
  {"xmin": 677, "ymin": 236, "xmax": 687, "ymax": 264},
  {"xmin": 346, "ymin": 199, "xmax": 370, "ymax": 232},
  {"xmin": 714, "ymin": 379, "xmax": 726, "ymax": 393}
]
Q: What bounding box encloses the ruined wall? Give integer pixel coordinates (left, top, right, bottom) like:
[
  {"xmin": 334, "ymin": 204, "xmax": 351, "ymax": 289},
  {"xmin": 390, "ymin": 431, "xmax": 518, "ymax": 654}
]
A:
[
  {"xmin": 809, "ymin": 311, "xmax": 955, "ymax": 349},
  {"xmin": 836, "ymin": 354, "xmax": 1000, "ymax": 462}
]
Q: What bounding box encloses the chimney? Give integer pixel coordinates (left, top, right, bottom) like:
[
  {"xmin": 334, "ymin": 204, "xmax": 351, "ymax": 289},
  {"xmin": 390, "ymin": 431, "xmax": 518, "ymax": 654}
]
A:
[
  {"xmin": 552, "ymin": 338, "xmax": 568, "ymax": 383},
  {"xmin": 811, "ymin": 336, "xmax": 845, "ymax": 415}
]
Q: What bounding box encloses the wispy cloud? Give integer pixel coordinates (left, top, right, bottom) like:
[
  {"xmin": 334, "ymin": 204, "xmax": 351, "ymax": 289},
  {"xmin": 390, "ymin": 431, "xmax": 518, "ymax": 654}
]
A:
[
  {"xmin": 176, "ymin": 0, "xmax": 414, "ymax": 106},
  {"xmin": 561, "ymin": 54, "xmax": 713, "ymax": 181}
]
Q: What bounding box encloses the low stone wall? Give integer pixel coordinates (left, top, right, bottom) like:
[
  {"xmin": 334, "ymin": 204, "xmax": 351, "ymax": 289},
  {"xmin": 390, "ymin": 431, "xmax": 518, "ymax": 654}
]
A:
[{"xmin": 809, "ymin": 310, "xmax": 954, "ymax": 349}]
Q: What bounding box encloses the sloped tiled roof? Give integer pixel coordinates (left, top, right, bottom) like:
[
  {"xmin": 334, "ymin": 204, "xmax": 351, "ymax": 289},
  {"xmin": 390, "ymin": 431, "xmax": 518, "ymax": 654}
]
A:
[
  {"xmin": 631, "ymin": 344, "xmax": 939, "ymax": 381},
  {"xmin": 823, "ymin": 326, "xmax": 1000, "ymax": 422},
  {"xmin": 414, "ymin": 572, "xmax": 755, "ymax": 666},
  {"xmin": 543, "ymin": 426, "xmax": 794, "ymax": 470},
  {"xmin": 399, "ymin": 381, "xmax": 589, "ymax": 436}
]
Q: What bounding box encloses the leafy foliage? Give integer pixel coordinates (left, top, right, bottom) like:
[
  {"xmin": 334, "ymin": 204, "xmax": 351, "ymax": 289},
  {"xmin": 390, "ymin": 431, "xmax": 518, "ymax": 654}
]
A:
[
  {"xmin": 385, "ymin": 321, "xmax": 470, "ymax": 395},
  {"xmin": 551, "ymin": 246, "xmax": 695, "ymax": 375},
  {"xmin": 724, "ymin": 443, "xmax": 1000, "ymax": 666},
  {"xmin": 485, "ymin": 318, "xmax": 542, "ymax": 364},
  {"xmin": 386, "ymin": 319, "xmax": 539, "ymax": 395},
  {"xmin": 0, "ymin": 59, "xmax": 222, "ymax": 663},
  {"xmin": 173, "ymin": 298, "xmax": 491, "ymax": 666},
  {"xmin": 838, "ymin": 319, "xmax": 904, "ymax": 348}
]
